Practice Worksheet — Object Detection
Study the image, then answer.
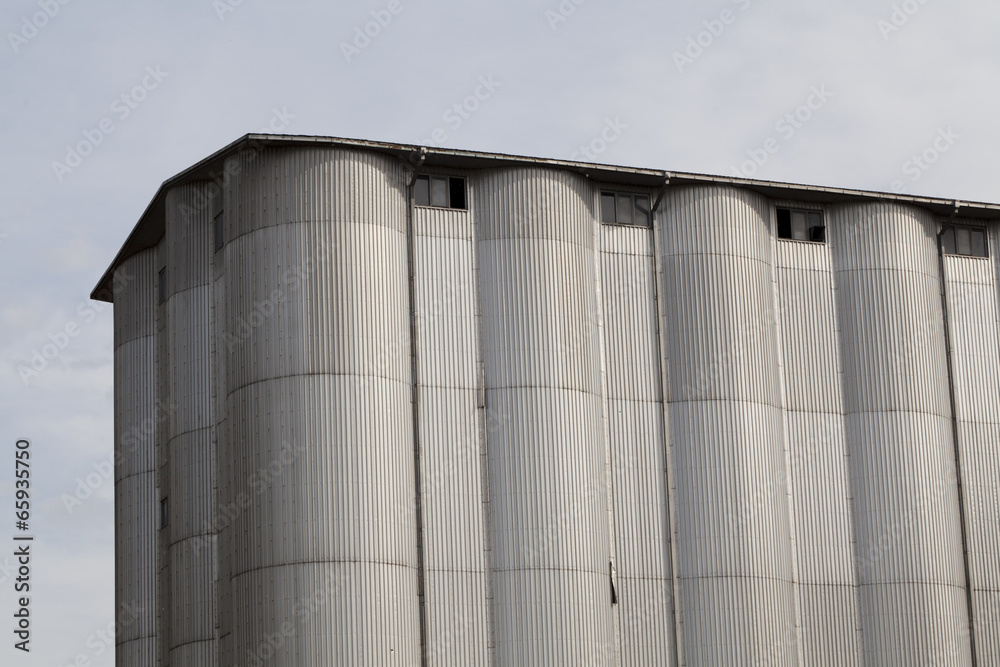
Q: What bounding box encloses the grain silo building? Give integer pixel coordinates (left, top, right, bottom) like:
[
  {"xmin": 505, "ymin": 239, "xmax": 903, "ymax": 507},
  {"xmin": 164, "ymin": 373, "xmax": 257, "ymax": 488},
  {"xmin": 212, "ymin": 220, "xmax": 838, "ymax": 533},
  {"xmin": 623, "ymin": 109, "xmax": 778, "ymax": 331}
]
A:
[{"xmin": 92, "ymin": 134, "xmax": 1000, "ymax": 667}]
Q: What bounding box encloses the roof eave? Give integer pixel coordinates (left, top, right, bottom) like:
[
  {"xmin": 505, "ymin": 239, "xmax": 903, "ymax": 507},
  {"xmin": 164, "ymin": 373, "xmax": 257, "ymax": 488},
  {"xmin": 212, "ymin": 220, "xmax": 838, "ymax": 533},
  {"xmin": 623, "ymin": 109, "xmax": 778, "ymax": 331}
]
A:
[{"xmin": 91, "ymin": 133, "xmax": 1000, "ymax": 302}]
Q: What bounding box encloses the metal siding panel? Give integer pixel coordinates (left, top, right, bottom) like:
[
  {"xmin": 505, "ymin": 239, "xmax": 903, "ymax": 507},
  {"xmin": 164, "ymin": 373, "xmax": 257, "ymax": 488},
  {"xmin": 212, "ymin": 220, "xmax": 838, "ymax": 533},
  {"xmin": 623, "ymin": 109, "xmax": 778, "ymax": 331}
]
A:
[
  {"xmin": 221, "ymin": 148, "xmax": 422, "ymax": 665},
  {"xmin": 414, "ymin": 204, "xmax": 491, "ymax": 666},
  {"xmin": 113, "ymin": 249, "xmax": 159, "ymax": 667},
  {"xmin": 660, "ymin": 185, "xmax": 798, "ymax": 666},
  {"xmin": 776, "ymin": 233, "xmax": 863, "ymax": 665},
  {"xmin": 477, "ymin": 167, "xmax": 615, "ymax": 664},
  {"xmin": 829, "ymin": 202, "xmax": 972, "ymax": 667},
  {"xmin": 600, "ymin": 224, "xmax": 675, "ymax": 665},
  {"xmin": 163, "ymin": 184, "xmax": 218, "ymax": 666},
  {"xmin": 943, "ymin": 248, "xmax": 1000, "ymax": 664}
]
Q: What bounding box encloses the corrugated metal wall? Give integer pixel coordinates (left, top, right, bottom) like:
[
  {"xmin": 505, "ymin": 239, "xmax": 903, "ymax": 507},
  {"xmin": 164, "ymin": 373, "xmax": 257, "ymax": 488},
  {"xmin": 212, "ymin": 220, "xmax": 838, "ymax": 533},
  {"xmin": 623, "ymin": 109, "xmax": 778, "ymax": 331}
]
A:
[
  {"xmin": 829, "ymin": 202, "xmax": 972, "ymax": 667},
  {"xmin": 659, "ymin": 185, "xmax": 798, "ymax": 666},
  {"xmin": 113, "ymin": 248, "xmax": 159, "ymax": 667},
  {"xmin": 599, "ymin": 222, "xmax": 676, "ymax": 665},
  {"xmin": 773, "ymin": 205, "xmax": 863, "ymax": 666},
  {"xmin": 113, "ymin": 146, "xmax": 1000, "ymax": 666},
  {"xmin": 162, "ymin": 184, "xmax": 218, "ymax": 667},
  {"xmin": 476, "ymin": 167, "xmax": 615, "ymax": 665},
  {"xmin": 413, "ymin": 201, "xmax": 493, "ymax": 666},
  {"xmin": 943, "ymin": 229, "xmax": 1000, "ymax": 666},
  {"xmin": 220, "ymin": 146, "xmax": 422, "ymax": 665}
]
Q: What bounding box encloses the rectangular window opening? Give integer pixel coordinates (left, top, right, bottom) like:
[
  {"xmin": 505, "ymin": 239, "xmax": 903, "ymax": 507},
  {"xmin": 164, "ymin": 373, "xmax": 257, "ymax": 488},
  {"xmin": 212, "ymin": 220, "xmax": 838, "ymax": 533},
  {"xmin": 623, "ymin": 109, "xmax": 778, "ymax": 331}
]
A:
[
  {"xmin": 942, "ymin": 224, "xmax": 989, "ymax": 258},
  {"xmin": 414, "ymin": 175, "xmax": 466, "ymax": 210},
  {"xmin": 214, "ymin": 212, "xmax": 224, "ymax": 252},
  {"xmin": 158, "ymin": 268, "xmax": 166, "ymax": 304},
  {"xmin": 600, "ymin": 191, "xmax": 651, "ymax": 227},
  {"xmin": 777, "ymin": 207, "xmax": 825, "ymax": 244},
  {"xmin": 160, "ymin": 497, "xmax": 168, "ymax": 529}
]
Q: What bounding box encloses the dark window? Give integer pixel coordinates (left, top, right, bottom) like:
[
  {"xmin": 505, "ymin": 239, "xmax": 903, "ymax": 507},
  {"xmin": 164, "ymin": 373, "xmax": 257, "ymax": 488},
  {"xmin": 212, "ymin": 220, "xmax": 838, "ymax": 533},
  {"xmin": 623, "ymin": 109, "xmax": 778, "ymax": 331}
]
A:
[
  {"xmin": 158, "ymin": 268, "xmax": 166, "ymax": 304},
  {"xmin": 600, "ymin": 192, "xmax": 651, "ymax": 227},
  {"xmin": 777, "ymin": 207, "xmax": 825, "ymax": 243},
  {"xmin": 160, "ymin": 497, "xmax": 168, "ymax": 528},
  {"xmin": 942, "ymin": 224, "xmax": 989, "ymax": 258},
  {"xmin": 414, "ymin": 175, "xmax": 430, "ymax": 206},
  {"xmin": 414, "ymin": 175, "xmax": 466, "ymax": 210},
  {"xmin": 214, "ymin": 212, "xmax": 224, "ymax": 251}
]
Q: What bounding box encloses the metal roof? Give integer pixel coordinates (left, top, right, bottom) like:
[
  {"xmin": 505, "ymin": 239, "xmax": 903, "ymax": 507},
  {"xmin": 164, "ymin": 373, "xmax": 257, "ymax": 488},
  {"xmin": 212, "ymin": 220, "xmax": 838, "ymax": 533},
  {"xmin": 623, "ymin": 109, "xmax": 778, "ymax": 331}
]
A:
[{"xmin": 91, "ymin": 132, "xmax": 1000, "ymax": 302}]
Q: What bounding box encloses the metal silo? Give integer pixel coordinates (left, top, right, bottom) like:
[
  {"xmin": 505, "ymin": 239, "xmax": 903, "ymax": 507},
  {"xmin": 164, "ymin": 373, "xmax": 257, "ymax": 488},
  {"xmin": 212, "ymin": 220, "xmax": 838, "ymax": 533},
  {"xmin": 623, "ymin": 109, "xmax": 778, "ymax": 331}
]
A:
[
  {"xmin": 829, "ymin": 202, "xmax": 972, "ymax": 666},
  {"xmin": 220, "ymin": 145, "xmax": 422, "ymax": 665},
  {"xmin": 476, "ymin": 167, "xmax": 615, "ymax": 664},
  {"xmin": 659, "ymin": 185, "xmax": 798, "ymax": 665},
  {"xmin": 93, "ymin": 135, "xmax": 1000, "ymax": 667},
  {"xmin": 162, "ymin": 184, "xmax": 218, "ymax": 666},
  {"xmin": 772, "ymin": 207, "xmax": 863, "ymax": 665},
  {"xmin": 112, "ymin": 248, "xmax": 159, "ymax": 667}
]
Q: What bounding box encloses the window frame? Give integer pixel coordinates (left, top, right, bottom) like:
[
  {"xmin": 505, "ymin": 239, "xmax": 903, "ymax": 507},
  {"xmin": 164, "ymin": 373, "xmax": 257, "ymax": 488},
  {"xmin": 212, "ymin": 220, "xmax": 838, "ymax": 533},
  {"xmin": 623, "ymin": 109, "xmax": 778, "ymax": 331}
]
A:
[
  {"xmin": 214, "ymin": 211, "xmax": 224, "ymax": 252},
  {"xmin": 941, "ymin": 223, "xmax": 989, "ymax": 258},
  {"xmin": 776, "ymin": 206, "xmax": 826, "ymax": 244},
  {"xmin": 599, "ymin": 191, "xmax": 652, "ymax": 227},
  {"xmin": 414, "ymin": 174, "xmax": 467, "ymax": 210},
  {"xmin": 158, "ymin": 268, "xmax": 167, "ymax": 304}
]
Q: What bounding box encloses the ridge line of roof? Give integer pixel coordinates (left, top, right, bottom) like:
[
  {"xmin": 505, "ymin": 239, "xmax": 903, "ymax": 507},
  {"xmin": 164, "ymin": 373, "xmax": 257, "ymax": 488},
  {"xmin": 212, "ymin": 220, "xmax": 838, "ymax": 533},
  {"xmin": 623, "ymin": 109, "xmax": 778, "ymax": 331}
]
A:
[{"xmin": 90, "ymin": 133, "xmax": 1000, "ymax": 302}]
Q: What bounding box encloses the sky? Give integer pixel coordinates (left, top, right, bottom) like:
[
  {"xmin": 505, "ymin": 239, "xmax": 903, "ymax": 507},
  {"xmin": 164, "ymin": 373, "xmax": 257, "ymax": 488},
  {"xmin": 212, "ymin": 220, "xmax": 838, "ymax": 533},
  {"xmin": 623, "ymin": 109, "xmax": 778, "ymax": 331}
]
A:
[{"xmin": 1, "ymin": 0, "xmax": 999, "ymax": 664}]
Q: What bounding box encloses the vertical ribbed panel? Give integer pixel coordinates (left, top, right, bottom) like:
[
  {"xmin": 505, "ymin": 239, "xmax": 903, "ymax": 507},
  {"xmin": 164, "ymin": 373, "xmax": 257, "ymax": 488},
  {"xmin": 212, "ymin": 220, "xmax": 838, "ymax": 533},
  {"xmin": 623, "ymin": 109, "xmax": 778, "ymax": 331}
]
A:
[
  {"xmin": 213, "ymin": 204, "xmax": 231, "ymax": 667},
  {"xmin": 113, "ymin": 248, "xmax": 159, "ymax": 667},
  {"xmin": 476, "ymin": 168, "xmax": 615, "ymax": 665},
  {"xmin": 599, "ymin": 224, "xmax": 675, "ymax": 665},
  {"xmin": 775, "ymin": 236, "xmax": 863, "ymax": 666},
  {"xmin": 163, "ymin": 184, "xmax": 217, "ymax": 666},
  {"xmin": 659, "ymin": 185, "xmax": 798, "ymax": 666},
  {"xmin": 829, "ymin": 202, "xmax": 972, "ymax": 667},
  {"xmin": 943, "ymin": 245, "xmax": 1000, "ymax": 666},
  {"xmin": 413, "ymin": 204, "xmax": 491, "ymax": 665},
  {"xmin": 222, "ymin": 147, "xmax": 421, "ymax": 666},
  {"xmin": 155, "ymin": 235, "xmax": 170, "ymax": 667}
]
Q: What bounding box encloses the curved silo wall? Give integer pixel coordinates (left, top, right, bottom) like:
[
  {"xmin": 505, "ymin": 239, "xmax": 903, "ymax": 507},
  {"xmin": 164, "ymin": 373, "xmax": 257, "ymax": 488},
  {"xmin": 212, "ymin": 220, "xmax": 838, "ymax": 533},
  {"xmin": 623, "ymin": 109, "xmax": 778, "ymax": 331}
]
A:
[
  {"xmin": 476, "ymin": 167, "xmax": 615, "ymax": 665},
  {"xmin": 599, "ymin": 219, "xmax": 676, "ymax": 665},
  {"xmin": 162, "ymin": 183, "xmax": 218, "ymax": 666},
  {"xmin": 829, "ymin": 202, "xmax": 971, "ymax": 666},
  {"xmin": 773, "ymin": 207, "xmax": 863, "ymax": 666},
  {"xmin": 221, "ymin": 146, "xmax": 422, "ymax": 665},
  {"xmin": 113, "ymin": 248, "xmax": 160, "ymax": 667},
  {"xmin": 659, "ymin": 185, "xmax": 798, "ymax": 666},
  {"xmin": 413, "ymin": 199, "xmax": 492, "ymax": 665},
  {"xmin": 942, "ymin": 223, "xmax": 1000, "ymax": 666}
]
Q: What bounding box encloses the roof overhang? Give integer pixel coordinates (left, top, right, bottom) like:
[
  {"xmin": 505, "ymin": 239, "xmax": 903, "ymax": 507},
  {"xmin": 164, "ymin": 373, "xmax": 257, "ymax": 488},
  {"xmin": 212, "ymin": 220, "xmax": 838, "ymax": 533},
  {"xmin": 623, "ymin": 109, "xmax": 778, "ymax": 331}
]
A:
[{"xmin": 92, "ymin": 133, "xmax": 1000, "ymax": 302}]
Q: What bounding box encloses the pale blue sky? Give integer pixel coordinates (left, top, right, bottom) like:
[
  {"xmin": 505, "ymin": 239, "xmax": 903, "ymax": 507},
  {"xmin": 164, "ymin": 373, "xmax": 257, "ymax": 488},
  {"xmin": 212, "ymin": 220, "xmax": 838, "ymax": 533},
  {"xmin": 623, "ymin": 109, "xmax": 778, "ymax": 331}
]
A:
[{"xmin": 2, "ymin": 0, "xmax": 999, "ymax": 664}]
